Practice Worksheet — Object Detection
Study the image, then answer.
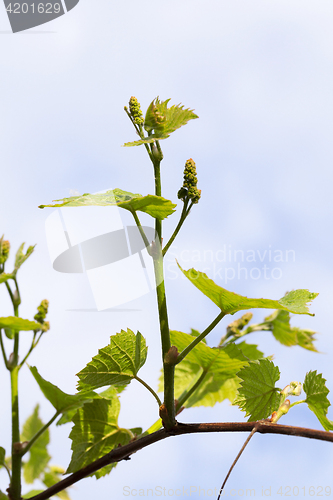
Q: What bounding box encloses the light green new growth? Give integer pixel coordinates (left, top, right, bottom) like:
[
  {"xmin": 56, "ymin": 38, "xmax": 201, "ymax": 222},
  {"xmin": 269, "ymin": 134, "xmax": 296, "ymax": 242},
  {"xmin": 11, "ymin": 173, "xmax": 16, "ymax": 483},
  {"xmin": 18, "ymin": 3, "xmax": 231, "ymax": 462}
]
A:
[
  {"xmin": 39, "ymin": 189, "xmax": 176, "ymax": 220},
  {"xmin": 233, "ymin": 359, "xmax": 282, "ymax": 421},
  {"xmin": 178, "ymin": 263, "xmax": 318, "ymax": 316},
  {"xmin": 304, "ymin": 371, "xmax": 333, "ymax": 431}
]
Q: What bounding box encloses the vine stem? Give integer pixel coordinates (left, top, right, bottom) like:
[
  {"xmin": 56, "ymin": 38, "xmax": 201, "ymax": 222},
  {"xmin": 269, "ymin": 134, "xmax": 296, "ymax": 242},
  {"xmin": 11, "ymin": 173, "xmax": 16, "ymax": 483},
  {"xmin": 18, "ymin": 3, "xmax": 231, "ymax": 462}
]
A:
[
  {"xmin": 134, "ymin": 376, "xmax": 162, "ymax": 406},
  {"xmin": 28, "ymin": 421, "xmax": 333, "ymax": 500},
  {"xmin": 175, "ymin": 311, "xmax": 225, "ymax": 364},
  {"xmin": 20, "ymin": 412, "xmax": 60, "ymax": 458},
  {"xmin": 162, "ymin": 199, "xmax": 189, "ymax": 256}
]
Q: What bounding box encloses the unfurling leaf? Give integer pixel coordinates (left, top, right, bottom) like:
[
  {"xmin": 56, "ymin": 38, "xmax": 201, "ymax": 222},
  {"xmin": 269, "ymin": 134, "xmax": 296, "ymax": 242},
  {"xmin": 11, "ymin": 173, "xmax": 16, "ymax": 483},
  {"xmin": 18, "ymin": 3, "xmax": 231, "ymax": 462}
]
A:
[
  {"xmin": 233, "ymin": 359, "xmax": 281, "ymax": 421},
  {"xmin": 21, "ymin": 406, "xmax": 51, "ymax": 483},
  {"xmin": 178, "ymin": 263, "xmax": 318, "ymax": 316},
  {"xmin": 264, "ymin": 310, "xmax": 317, "ymax": 351},
  {"xmin": 304, "ymin": 371, "xmax": 333, "ymax": 431},
  {"xmin": 14, "ymin": 243, "xmax": 35, "ymax": 271},
  {"xmin": 39, "ymin": 189, "xmax": 176, "ymax": 220},
  {"xmin": 77, "ymin": 329, "xmax": 147, "ymax": 391},
  {"xmin": 67, "ymin": 388, "xmax": 141, "ymax": 477}
]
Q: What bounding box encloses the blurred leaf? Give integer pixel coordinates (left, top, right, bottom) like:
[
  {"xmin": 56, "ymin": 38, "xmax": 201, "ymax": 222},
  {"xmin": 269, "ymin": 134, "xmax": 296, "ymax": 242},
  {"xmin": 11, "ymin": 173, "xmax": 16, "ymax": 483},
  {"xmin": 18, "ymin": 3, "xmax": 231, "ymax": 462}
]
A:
[
  {"xmin": 178, "ymin": 264, "xmax": 318, "ymax": 316},
  {"xmin": 0, "ymin": 317, "xmax": 41, "ymax": 332},
  {"xmin": 233, "ymin": 359, "xmax": 281, "ymax": 421},
  {"xmin": 21, "ymin": 405, "xmax": 51, "ymax": 483},
  {"xmin": 304, "ymin": 371, "xmax": 333, "ymax": 431},
  {"xmin": 264, "ymin": 310, "xmax": 317, "ymax": 351},
  {"xmin": 42, "ymin": 467, "xmax": 71, "ymax": 500},
  {"xmin": 39, "ymin": 189, "xmax": 176, "ymax": 220},
  {"xmin": 160, "ymin": 330, "xmax": 263, "ymax": 408},
  {"xmin": 77, "ymin": 329, "xmax": 147, "ymax": 392},
  {"xmin": 22, "ymin": 491, "xmax": 44, "ymax": 499},
  {"xmin": 0, "ymin": 447, "xmax": 5, "ymax": 469},
  {"xmin": 14, "ymin": 243, "xmax": 35, "ymax": 271},
  {"xmin": 67, "ymin": 388, "xmax": 141, "ymax": 477}
]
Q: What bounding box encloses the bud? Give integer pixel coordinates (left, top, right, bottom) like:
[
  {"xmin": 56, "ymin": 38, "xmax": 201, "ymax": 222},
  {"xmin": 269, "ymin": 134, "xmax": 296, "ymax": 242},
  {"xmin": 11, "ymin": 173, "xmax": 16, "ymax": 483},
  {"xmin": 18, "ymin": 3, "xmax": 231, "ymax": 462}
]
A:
[
  {"xmin": 164, "ymin": 346, "xmax": 179, "ymax": 365},
  {"xmin": 129, "ymin": 96, "xmax": 144, "ymax": 126},
  {"xmin": 227, "ymin": 312, "xmax": 253, "ymax": 337},
  {"xmin": 179, "ymin": 159, "xmax": 201, "ymax": 203},
  {"xmin": 282, "ymin": 381, "xmax": 302, "ymax": 398},
  {"xmin": 34, "ymin": 299, "xmax": 49, "ymax": 326},
  {"xmin": 270, "ymin": 399, "xmax": 291, "ymax": 423},
  {"xmin": 0, "ymin": 237, "xmax": 10, "ymax": 265}
]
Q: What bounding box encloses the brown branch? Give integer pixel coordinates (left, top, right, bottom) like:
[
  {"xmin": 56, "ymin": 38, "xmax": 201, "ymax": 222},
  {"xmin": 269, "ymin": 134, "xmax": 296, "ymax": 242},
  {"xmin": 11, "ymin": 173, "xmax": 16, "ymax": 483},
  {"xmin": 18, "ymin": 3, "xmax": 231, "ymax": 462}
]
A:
[{"xmin": 29, "ymin": 421, "xmax": 333, "ymax": 500}]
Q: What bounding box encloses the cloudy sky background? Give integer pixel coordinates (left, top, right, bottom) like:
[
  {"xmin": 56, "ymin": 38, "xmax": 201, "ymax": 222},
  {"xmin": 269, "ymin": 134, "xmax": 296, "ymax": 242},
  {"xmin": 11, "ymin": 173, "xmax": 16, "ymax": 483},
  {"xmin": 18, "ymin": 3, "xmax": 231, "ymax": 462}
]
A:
[{"xmin": 1, "ymin": 0, "xmax": 333, "ymax": 497}]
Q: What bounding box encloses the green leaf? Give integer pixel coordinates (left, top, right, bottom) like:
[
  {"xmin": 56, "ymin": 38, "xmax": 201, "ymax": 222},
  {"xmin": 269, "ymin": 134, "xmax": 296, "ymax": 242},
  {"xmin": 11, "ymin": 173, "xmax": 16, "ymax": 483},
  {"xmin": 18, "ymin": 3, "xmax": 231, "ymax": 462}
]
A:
[
  {"xmin": 67, "ymin": 388, "xmax": 140, "ymax": 476},
  {"xmin": 178, "ymin": 263, "xmax": 318, "ymax": 316},
  {"xmin": 0, "ymin": 317, "xmax": 42, "ymax": 332},
  {"xmin": 264, "ymin": 310, "xmax": 317, "ymax": 351},
  {"xmin": 39, "ymin": 189, "xmax": 176, "ymax": 220},
  {"xmin": 22, "ymin": 491, "xmax": 44, "ymax": 499},
  {"xmin": 233, "ymin": 359, "xmax": 281, "ymax": 421},
  {"xmin": 42, "ymin": 467, "xmax": 71, "ymax": 500},
  {"xmin": 0, "ymin": 491, "xmax": 8, "ymax": 499},
  {"xmin": 30, "ymin": 366, "xmax": 100, "ymax": 417},
  {"xmin": 14, "ymin": 243, "xmax": 35, "ymax": 271},
  {"xmin": 304, "ymin": 371, "xmax": 333, "ymax": 431},
  {"xmin": 123, "ymin": 134, "xmax": 170, "ymax": 147},
  {"xmin": 144, "ymin": 97, "xmax": 198, "ymax": 134},
  {"xmin": 21, "ymin": 405, "xmax": 51, "ymax": 483},
  {"xmin": 160, "ymin": 330, "xmax": 263, "ymax": 408},
  {"xmin": 77, "ymin": 329, "xmax": 147, "ymax": 392}
]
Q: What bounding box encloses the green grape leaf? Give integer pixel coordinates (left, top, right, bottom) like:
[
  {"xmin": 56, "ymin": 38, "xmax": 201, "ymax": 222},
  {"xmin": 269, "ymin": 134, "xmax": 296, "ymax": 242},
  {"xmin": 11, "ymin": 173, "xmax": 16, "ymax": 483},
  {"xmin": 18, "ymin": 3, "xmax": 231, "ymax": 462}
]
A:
[
  {"xmin": 0, "ymin": 317, "xmax": 42, "ymax": 332},
  {"xmin": 233, "ymin": 359, "xmax": 281, "ymax": 421},
  {"xmin": 22, "ymin": 491, "xmax": 44, "ymax": 499},
  {"xmin": 303, "ymin": 371, "xmax": 333, "ymax": 431},
  {"xmin": 178, "ymin": 263, "xmax": 317, "ymax": 316},
  {"xmin": 42, "ymin": 467, "xmax": 71, "ymax": 500},
  {"xmin": 0, "ymin": 493, "xmax": 8, "ymax": 500},
  {"xmin": 67, "ymin": 388, "xmax": 141, "ymax": 477},
  {"xmin": 30, "ymin": 366, "xmax": 99, "ymax": 416},
  {"xmin": 77, "ymin": 329, "xmax": 147, "ymax": 391},
  {"xmin": 159, "ymin": 329, "xmax": 263, "ymax": 408},
  {"xmin": 21, "ymin": 405, "xmax": 51, "ymax": 484},
  {"xmin": 39, "ymin": 189, "xmax": 176, "ymax": 220},
  {"xmin": 123, "ymin": 135, "xmax": 169, "ymax": 147},
  {"xmin": 144, "ymin": 97, "xmax": 198, "ymax": 134},
  {"xmin": 14, "ymin": 243, "xmax": 35, "ymax": 271},
  {"xmin": 264, "ymin": 310, "xmax": 317, "ymax": 351}
]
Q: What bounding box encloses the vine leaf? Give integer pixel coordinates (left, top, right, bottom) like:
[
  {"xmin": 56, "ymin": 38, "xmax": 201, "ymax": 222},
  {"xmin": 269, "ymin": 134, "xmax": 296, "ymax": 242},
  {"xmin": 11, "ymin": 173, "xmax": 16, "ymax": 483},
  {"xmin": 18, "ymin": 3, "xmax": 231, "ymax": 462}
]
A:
[
  {"xmin": 0, "ymin": 492, "xmax": 8, "ymax": 500},
  {"xmin": 303, "ymin": 371, "xmax": 333, "ymax": 431},
  {"xmin": 42, "ymin": 466, "xmax": 71, "ymax": 500},
  {"xmin": 0, "ymin": 317, "xmax": 42, "ymax": 332},
  {"xmin": 233, "ymin": 359, "xmax": 282, "ymax": 421},
  {"xmin": 21, "ymin": 405, "xmax": 51, "ymax": 484},
  {"xmin": 15, "ymin": 243, "xmax": 35, "ymax": 271},
  {"xmin": 29, "ymin": 366, "xmax": 99, "ymax": 419},
  {"xmin": 159, "ymin": 330, "xmax": 263, "ymax": 408},
  {"xmin": 39, "ymin": 189, "xmax": 176, "ymax": 220},
  {"xmin": 263, "ymin": 310, "xmax": 317, "ymax": 351},
  {"xmin": 178, "ymin": 263, "xmax": 318, "ymax": 316},
  {"xmin": 77, "ymin": 329, "xmax": 147, "ymax": 392},
  {"xmin": 67, "ymin": 388, "xmax": 142, "ymax": 477}
]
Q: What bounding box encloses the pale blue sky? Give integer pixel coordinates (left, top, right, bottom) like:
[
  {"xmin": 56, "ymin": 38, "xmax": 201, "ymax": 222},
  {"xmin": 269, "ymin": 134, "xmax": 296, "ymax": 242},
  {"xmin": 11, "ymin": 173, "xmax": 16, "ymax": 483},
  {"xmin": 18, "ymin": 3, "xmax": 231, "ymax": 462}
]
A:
[{"xmin": 1, "ymin": 1, "xmax": 333, "ymax": 498}]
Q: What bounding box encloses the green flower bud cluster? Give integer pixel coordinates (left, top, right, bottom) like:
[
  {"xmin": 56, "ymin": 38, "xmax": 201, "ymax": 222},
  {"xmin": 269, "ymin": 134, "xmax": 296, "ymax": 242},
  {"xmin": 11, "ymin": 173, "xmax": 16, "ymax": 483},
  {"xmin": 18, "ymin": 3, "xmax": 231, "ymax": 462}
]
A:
[
  {"xmin": 129, "ymin": 96, "xmax": 144, "ymax": 125},
  {"xmin": 178, "ymin": 158, "xmax": 201, "ymax": 204},
  {"xmin": 34, "ymin": 299, "xmax": 50, "ymax": 331},
  {"xmin": 0, "ymin": 237, "xmax": 10, "ymax": 265}
]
